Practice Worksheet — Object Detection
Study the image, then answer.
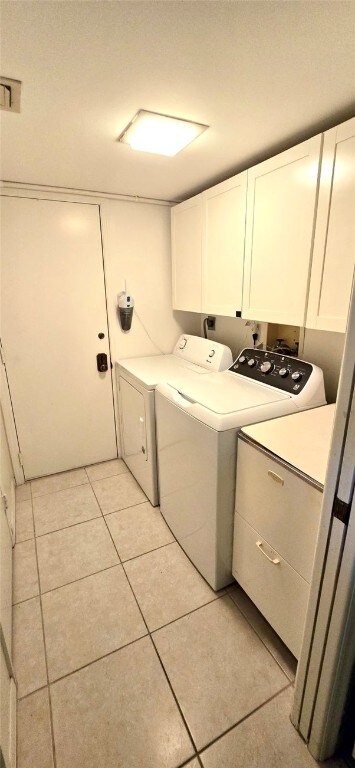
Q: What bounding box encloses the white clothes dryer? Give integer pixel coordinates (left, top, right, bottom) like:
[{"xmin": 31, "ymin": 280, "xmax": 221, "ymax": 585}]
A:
[
  {"xmin": 117, "ymin": 335, "xmax": 232, "ymax": 506},
  {"xmin": 156, "ymin": 347, "xmax": 326, "ymax": 590}
]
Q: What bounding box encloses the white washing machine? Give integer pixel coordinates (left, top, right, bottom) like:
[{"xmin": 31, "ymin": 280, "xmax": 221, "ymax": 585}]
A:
[
  {"xmin": 117, "ymin": 335, "xmax": 232, "ymax": 506},
  {"xmin": 155, "ymin": 347, "xmax": 326, "ymax": 590}
]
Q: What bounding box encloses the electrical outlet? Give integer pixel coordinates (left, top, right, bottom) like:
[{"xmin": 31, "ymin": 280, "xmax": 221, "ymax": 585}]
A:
[{"xmin": 207, "ymin": 316, "xmax": 216, "ymax": 330}]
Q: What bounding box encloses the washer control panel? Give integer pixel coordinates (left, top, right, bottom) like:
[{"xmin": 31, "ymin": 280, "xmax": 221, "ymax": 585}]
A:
[{"xmin": 229, "ymin": 349, "xmax": 313, "ymax": 394}]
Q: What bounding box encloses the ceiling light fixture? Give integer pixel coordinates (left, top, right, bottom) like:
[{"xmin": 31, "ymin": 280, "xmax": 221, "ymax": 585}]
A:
[{"xmin": 118, "ymin": 110, "xmax": 209, "ymax": 157}]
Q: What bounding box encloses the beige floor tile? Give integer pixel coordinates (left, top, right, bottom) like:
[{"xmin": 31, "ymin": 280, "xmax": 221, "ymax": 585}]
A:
[
  {"xmin": 200, "ymin": 687, "xmax": 346, "ymax": 768},
  {"xmin": 15, "ymin": 500, "xmax": 34, "ymax": 543},
  {"xmin": 106, "ymin": 501, "xmax": 174, "ymax": 561},
  {"xmin": 16, "ymin": 483, "xmax": 31, "ymax": 503},
  {"xmin": 13, "ymin": 597, "xmax": 47, "ymax": 698},
  {"xmin": 92, "ymin": 472, "xmax": 146, "ymax": 514},
  {"xmin": 31, "ymin": 468, "xmax": 88, "ymax": 498},
  {"xmin": 51, "ymin": 636, "xmax": 194, "ymax": 768},
  {"xmin": 33, "ymin": 484, "xmax": 101, "ymax": 536},
  {"xmin": 43, "ymin": 565, "xmax": 147, "ymax": 681},
  {"xmin": 185, "ymin": 761, "xmax": 200, "ymax": 767},
  {"xmin": 13, "ymin": 539, "xmax": 39, "ymax": 604},
  {"xmin": 124, "ymin": 542, "xmax": 218, "ymax": 631},
  {"xmin": 154, "ymin": 596, "xmax": 288, "ymax": 750},
  {"xmin": 85, "ymin": 458, "xmax": 128, "ymax": 482},
  {"xmin": 228, "ymin": 584, "xmax": 297, "ymax": 681},
  {"xmin": 36, "ymin": 518, "xmax": 119, "ymax": 593},
  {"xmin": 17, "ymin": 688, "xmax": 54, "ymax": 768}
]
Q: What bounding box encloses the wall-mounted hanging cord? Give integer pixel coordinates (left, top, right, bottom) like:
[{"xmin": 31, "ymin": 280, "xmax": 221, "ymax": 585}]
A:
[{"xmin": 134, "ymin": 308, "xmax": 166, "ymax": 355}]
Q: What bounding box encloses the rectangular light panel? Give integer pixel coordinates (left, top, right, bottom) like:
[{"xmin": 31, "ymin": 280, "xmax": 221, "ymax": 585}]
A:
[{"xmin": 118, "ymin": 110, "xmax": 208, "ymax": 157}]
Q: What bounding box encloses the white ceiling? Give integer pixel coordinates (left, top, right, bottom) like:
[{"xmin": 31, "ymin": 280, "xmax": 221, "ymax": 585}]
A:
[{"xmin": 1, "ymin": 0, "xmax": 354, "ymax": 202}]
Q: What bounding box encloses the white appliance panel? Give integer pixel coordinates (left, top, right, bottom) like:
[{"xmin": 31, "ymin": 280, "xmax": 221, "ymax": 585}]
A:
[
  {"xmin": 119, "ymin": 377, "xmax": 157, "ymax": 505},
  {"xmin": 156, "ymin": 348, "xmax": 326, "ymax": 589},
  {"xmin": 164, "ymin": 372, "xmax": 290, "ymax": 414},
  {"xmin": 117, "ymin": 334, "xmax": 233, "ymax": 506},
  {"xmin": 157, "ymin": 389, "xmax": 236, "ymax": 589}
]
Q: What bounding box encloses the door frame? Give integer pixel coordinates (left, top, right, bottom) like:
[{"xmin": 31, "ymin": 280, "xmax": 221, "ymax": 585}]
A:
[
  {"xmin": 291, "ymin": 272, "xmax": 355, "ymax": 760},
  {"xmin": 0, "ymin": 191, "xmax": 119, "ymax": 480}
]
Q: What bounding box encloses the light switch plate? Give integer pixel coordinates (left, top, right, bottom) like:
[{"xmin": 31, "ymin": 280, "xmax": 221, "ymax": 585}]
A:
[{"xmin": 0, "ymin": 77, "xmax": 21, "ymax": 112}]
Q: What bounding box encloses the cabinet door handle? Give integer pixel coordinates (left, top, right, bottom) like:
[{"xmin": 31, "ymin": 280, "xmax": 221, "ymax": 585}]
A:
[
  {"xmin": 268, "ymin": 470, "xmax": 284, "ymax": 485},
  {"xmin": 256, "ymin": 540, "xmax": 280, "ymax": 564}
]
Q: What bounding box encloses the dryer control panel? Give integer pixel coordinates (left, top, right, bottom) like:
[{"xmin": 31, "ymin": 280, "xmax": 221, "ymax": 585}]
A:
[
  {"xmin": 173, "ymin": 335, "xmax": 233, "ymax": 371},
  {"xmin": 230, "ymin": 349, "xmax": 313, "ymax": 394}
]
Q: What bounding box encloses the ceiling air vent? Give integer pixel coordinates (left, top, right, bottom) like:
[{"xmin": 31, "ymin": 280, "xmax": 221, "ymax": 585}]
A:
[{"xmin": 0, "ymin": 77, "xmax": 21, "ymax": 113}]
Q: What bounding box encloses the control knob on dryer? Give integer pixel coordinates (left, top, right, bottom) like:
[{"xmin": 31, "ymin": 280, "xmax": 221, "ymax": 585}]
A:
[
  {"xmin": 291, "ymin": 371, "xmax": 302, "ymax": 382},
  {"xmin": 279, "ymin": 368, "xmax": 288, "ymax": 378},
  {"xmin": 248, "ymin": 358, "xmax": 256, "ymax": 367}
]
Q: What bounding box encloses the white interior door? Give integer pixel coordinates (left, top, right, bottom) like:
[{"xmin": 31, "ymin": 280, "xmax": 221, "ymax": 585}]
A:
[{"xmin": 1, "ymin": 197, "xmax": 117, "ymax": 479}]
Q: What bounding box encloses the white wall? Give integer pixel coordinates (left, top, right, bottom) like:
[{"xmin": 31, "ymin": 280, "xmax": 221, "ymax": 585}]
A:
[
  {"xmin": 101, "ymin": 199, "xmax": 200, "ymax": 361},
  {"xmin": 302, "ymin": 329, "xmax": 345, "ymax": 403},
  {"xmin": 199, "ymin": 315, "xmax": 267, "ymax": 361}
]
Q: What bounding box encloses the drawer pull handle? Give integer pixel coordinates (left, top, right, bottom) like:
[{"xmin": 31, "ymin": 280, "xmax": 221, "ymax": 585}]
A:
[
  {"xmin": 256, "ymin": 540, "xmax": 280, "ymax": 565},
  {"xmin": 268, "ymin": 470, "xmax": 284, "ymax": 485}
]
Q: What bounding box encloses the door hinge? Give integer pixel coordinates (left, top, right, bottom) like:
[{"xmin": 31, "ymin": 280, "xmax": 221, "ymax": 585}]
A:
[
  {"xmin": 332, "ymin": 496, "xmax": 351, "ymax": 526},
  {"xmin": 18, "ymin": 452, "xmax": 24, "ymax": 469}
]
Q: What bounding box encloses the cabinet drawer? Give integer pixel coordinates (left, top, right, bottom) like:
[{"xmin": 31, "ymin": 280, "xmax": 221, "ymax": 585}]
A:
[
  {"xmin": 232, "ymin": 512, "xmax": 309, "ymax": 658},
  {"xmin": 236, "ymin": 440, "xmax": 322, "ymax": 582}
]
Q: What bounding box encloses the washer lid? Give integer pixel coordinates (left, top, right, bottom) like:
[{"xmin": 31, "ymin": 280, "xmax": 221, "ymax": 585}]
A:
[
  {"xmin": 118, "ymin": 354, "xmax": 206, "ymax": 389},
  {"xmin": 168, "ymin": 371, "xmax": 290, "ymax": 414}
]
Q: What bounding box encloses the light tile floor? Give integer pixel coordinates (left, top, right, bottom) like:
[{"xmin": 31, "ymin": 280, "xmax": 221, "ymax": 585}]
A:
[{"xmin": 14, "ymin": 461, "xmax": 346, "ymax": 768}]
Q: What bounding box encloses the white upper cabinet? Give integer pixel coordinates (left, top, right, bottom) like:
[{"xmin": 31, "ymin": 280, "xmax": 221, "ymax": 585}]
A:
[
  {"xmin": 242, "ymin": 135, "xmax": 322, "ymax": 325},
  {"xmin": 202, "ymin": 173, "xmax": 247, "ymax": 317},
  {"xmin": 171, "ymin": 194, "xmax": 202, "ymax": 312},
  {"xmin": 306, "ymin": 118, "xmax": 355, "ymax": 332}
]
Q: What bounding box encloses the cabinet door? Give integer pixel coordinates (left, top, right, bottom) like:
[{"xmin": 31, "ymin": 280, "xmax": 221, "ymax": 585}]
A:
[
  {"xmin": 202, "ymin": 173, "xmax": 247, "ymax": 317},
  {"xmin": 171, "ymin": 194, "xmax": 202, "ymax": 312},
  {"xmin": 243, "ymin": 135, "xmax": 322, "ymax": 325},
  {"xmin": 306, "ymin": 118, "xmax": 355, "ymax": 332}
]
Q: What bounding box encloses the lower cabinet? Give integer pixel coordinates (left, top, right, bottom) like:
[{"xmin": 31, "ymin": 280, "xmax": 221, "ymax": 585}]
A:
[{"xmin": 232, "ymin": 439, "xmax": 323, "ymax": 659}]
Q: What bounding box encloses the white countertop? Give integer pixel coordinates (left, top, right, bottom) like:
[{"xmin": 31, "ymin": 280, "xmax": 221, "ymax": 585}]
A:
[{"xmin": 241, "ymin": 403, "xmax": 336, "ymax": 486}]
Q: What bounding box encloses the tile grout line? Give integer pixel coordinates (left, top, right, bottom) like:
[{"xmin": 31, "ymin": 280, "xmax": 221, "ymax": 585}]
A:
[
  {"xmin": 33, "ymin": 631, "xmax": 148, "ymax": 689},
  {"xmin": 33, "ymin": 511, "xmax": 103, "ymax": 540},
  {"xmin": 30, "ymin": 478, "xmax": 90, "ymax": 500},
  {"xmin": 28, "ymin": 484, "xmax": 58, "ymax": 768},
  {"xmin": 150, "ymin": 592, "xmax": 227, "ymax": 635},
  {"xmin": 226, "ymin": 591, "xmax": 296, "ymax": 682},
  {"xmin": 30, "ymin": 461, "xmax": 130, "ymax": 501},
  {"xmin": 117, "ymin": 538, "xmax": 176, "ymax": 564},
  {"xmin": 102, "ymin": 497, "xmax": 148, "ymax": 517},
  {"xmin": 97, "ymin": 492, "xmax": 200, "ymax": 762},
  {"xmin": 18, "ymin": 466, "xmax": 294, "ymax": 766},
  {"xmin": 16, "ymin": 592, "xmax": 227, "ymax": 691},
  {"xmin": 13, "ymin": 562, "xmax": 124, "ymax": 605},
  {"xmin": 197, "ymin": 681, "xmax": 293, "ymax": 759},
  {"xmin": 17, "ymin": 683, "xmax": 48, "ymax": 704}
]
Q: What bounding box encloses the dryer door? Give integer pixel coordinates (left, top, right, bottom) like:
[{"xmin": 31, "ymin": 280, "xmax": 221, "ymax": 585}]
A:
[
  {"xmin": 119, "ymin": 377, "xmax": 159, "ymax": 506},
  {"xmin": 120, "ymin": 378, "xmax": 148, "ymax": 462}
]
